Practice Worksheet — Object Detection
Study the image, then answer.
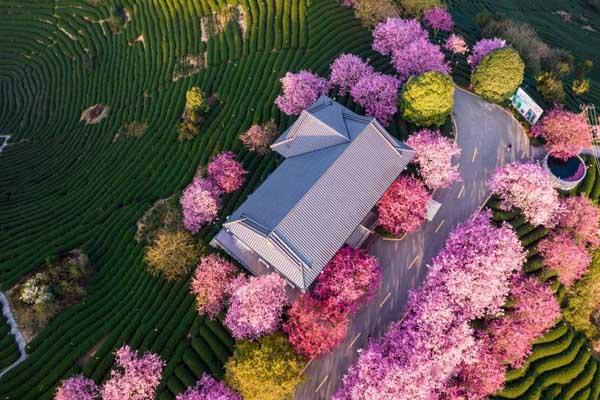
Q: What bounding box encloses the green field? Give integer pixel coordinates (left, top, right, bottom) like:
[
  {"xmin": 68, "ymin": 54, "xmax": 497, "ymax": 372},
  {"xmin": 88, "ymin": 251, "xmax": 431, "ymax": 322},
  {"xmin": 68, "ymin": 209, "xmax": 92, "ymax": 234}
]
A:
[{"xmin": 0, "ymin": 313, "xmax": 19, "ymax": 372}]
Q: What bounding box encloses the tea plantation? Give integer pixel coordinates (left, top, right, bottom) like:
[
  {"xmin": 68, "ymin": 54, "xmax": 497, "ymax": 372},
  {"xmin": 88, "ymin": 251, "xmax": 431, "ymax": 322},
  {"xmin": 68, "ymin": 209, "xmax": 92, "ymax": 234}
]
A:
[{"xmin": 0, "ymin": 314, "xmax": 19, "ymax": 372}]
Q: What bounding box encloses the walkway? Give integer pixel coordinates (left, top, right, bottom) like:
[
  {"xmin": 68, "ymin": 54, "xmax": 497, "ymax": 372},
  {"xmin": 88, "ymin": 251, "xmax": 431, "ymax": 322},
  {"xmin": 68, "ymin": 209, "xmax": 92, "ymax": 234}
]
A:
[
  {"xmin": 294, "ymin": 88, "xmax": 534, "ymax": 399},
  {"xmin": 0, "ymin": 291, "xmax": 27, "ymax": 379}
]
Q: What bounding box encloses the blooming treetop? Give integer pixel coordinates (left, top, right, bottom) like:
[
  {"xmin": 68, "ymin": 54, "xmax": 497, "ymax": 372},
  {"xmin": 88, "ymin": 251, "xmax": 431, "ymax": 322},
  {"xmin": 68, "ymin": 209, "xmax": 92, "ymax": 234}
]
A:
[
  {"xmin": 376, "ymin": 175, "xmax": 431, "ymax": 236},
  {"xmin": 350, "ymin": 72, "xmax": 400, "ymax": 126},
  {"xmin": 176, "ymin": 374, "xmax": 241, "ymax": 400},
  {"xmin": 444, "ymin": 33, "xmax": 469, "ymax": 55},
  {"xmin": 406, "ymin": 129, "xmax": 461, "ymax": 190},
  {"xmin": 538, "ymin": 231, "xmax": 592, "ymax": 287},
  {"xmin": 206, "ymin": 152, "xmax": 247, "ymax": 193},
  {"xmin": 181, "ymin": 177, "xmax": 223, "ymax": 233},
  {"xmin": 101, "ymin": 345, "xmax": 164, "ymax": 400},
  {"xmin": 422, "ymin": 7, "xmax": 453, "ymax": 32},
  {"xmin": 391, "ymin": 38, "xmax": 450, "ymax": 83},
  {"xmin": 372, "ymin": 18, "xmax": 428, "ymax": 56},
  {"xmin": 275, "ymin": 71, "xmax": 330, "ymax": 115},
  {"xmin": 559, "ymin": 195, "xmax": 600, "ymax": 247},
  {"xmin": 488, "ymin": 161, "xmax": 561, "ymax": 227},
  {"xmin": 55, "ymin": 375, "xmax": 99, "ymax": 400},
  {"xmin": 329, "ymin": 54, "xmax": 374, "ymax": 96},
  {"xmin": 239, "ymin": 121, "xmax": 278, "ymax": 154},
  {"xmin": 191, "ymin": 254, "xmax": 239, "ymax": 318},
  {"xmin": 468, "ymin": 38, "xmax": 506, "ymax": 67},
  {"xmin": 530, "ymin": 108, "xmax": 593, "ymax": 160},
  {"xmin": 224, "ymin": 273, "xmax": 289, "ymax": 340}
]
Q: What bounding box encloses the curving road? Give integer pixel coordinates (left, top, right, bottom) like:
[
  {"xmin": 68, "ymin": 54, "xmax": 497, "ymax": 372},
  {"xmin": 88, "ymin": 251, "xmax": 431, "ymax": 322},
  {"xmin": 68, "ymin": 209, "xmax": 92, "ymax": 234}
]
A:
[{"xmin": 294, "ymin": 88, "xmax": 535, "ymax": 400}]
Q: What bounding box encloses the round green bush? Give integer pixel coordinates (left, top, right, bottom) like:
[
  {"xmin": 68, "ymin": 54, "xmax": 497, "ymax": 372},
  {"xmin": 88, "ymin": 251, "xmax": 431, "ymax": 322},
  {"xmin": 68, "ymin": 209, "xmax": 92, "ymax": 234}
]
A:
[
  {"xmin": 471, "ymin": 47, "xmax": 525, "ymax": 104},
  {"xmin": 400, "ymin": 71, "xmax": 454, "ymax": 127}
]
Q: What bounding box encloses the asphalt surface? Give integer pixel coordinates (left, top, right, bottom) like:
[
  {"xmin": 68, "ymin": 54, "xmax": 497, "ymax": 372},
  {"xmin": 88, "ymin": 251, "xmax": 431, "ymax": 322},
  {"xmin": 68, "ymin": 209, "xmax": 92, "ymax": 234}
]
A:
[{"xmin": 294, "ymin": 88, "xmax": 534, "ymax": 400}]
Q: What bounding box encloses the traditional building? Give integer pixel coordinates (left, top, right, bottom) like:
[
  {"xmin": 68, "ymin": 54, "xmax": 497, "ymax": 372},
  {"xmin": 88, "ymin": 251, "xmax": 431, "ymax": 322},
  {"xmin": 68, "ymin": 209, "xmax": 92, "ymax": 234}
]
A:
[{"xmin": 211, "ymin": 96, "xmax": 415, "ymax": 291}]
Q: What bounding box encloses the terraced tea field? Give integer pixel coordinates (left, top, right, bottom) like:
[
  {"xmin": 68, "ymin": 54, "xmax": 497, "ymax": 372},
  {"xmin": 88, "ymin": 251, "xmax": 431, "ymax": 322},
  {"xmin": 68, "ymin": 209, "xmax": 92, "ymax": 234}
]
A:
[{"xmin": 0, "ymin": 313, "xmax": 19, "ymax": 373}]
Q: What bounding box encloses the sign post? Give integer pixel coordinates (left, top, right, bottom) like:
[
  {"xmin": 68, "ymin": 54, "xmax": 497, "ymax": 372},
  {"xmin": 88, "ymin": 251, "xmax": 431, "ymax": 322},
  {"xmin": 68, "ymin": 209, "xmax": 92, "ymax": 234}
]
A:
[{"xmin": 511, "ymin": 88, "xmax": 543, "ymax": 125}]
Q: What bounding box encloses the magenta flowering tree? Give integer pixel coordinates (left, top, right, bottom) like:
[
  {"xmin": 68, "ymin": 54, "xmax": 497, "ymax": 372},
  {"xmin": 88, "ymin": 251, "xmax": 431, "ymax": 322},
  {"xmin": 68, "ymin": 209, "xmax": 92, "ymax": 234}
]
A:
[
  {"xmin": 372, "ymin": 18, "xmax": 428, "ymax": 56},
  {"xmin": 350, "ymin": 72, "xmax": 400, "ymax": 126},
  {"xmin": 329, "ymin": 54, "xmax": 374, "ymax": 96},
  {"xmin": 488, "ymin": 161, "xmax": 561, "ymax": 227},
  {"xmin": 422, "ymin": 7, "xmax": 453, "ymax": 33},
  {"xmin": 444, "ymin": 33, "xmax": 469, "ymax": 55},
  {"xmin": 275, "ymin": 71, "xmax": 330, "ymax": 115},
  {"xmin": 101, "ymin": 345, "xmax": 164, "ymax": 400},
  {"xmin": 538, "ymin": 231, "xmax": 592, "ymax": 287},
  {"xmin": 391, "ymin": 38, "xmax": 450, "ymax": 83},
  {"xmin": 406, "ymin": 129, "xmax": 461, "ymax": 190},
  {"xmin": 468, "ymin": 38, "xmax": 506, "ymax": 67},
  {"xmin": 190, "ymin": 254, "xmax": 239, "ymax": 319},
  {"xmin": 176, "ymin": 373, "xmax": 241, "ymax": 400},
  {"xmin": 313, "ymin": 246, "xmax": 382, "ymax": 314},
  {"xmin": 224, "ymin": 273, "xmax": 289, "ymax": 340},
  {"xmin": 559, "ymin": 195, "xmax": 600, "ymax": 247},
  {"xmin": 206, "ymin": 152, "xmax": 247, "ymax": 193},
  {"xmin": 239, "ymin": 122, "xmax": 278, "ymax": 154},
  {"xmin": 181, "ymin": 177, "xmax": 223, "ymax": 233},
  {"xmin": 55, "ymin": 375, "xmax": 99, "ymax": 400},
  {"xmin": 376, "ymin": 175, "xmax": 431, "ymax": 236},
  {"xmin": 530, "ymin": 108, "xmax": 592, "ymax": 160}
]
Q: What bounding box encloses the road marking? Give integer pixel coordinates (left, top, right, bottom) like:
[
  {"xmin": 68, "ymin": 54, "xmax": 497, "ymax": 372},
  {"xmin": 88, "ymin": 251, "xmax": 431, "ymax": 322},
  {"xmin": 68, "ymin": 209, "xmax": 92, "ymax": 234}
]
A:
[
  {"xmin": 457, "ymin": 184, "xmax": 465, "ymax": 199},
  {"xmin": 348, "ymin": 333, "xmax": 361, "ymax": 349},
  {"xmin": 521, "ymin": 151, "xmax": 526, "ymax": 158},
  {"xmin": 472, "ymin": 147, "xmax": 478, "ymax": 162},
  {"xmin": 408, "ymin": 255, "xmax": 419, "ymax": 270},
  {"xmin": 476, "ymin": 192, "xmax": 493, "ymax": 215},
  {"xmin": 315, "ymin": 375, "xmax": 329, "ymax": 392},
  {"xmin": 435, "ymin": 219, "xmax": 445, "ymax": 233},
  {"xmin": 379, "ymin": 292, "xmax": 392, "ymax": 308},
  {"xmin": 299, "ymin": 359, "xmax": 313, "ymax": 376}
]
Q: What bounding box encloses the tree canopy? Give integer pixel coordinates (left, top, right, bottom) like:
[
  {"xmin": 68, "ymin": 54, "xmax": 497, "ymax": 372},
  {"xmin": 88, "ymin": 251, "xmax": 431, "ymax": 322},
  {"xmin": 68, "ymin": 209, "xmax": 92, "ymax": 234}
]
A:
[
  {"xmin": 401, "ymin": 71, "xmax": 454, "ymax": 126},
  {"xmin": 471, "ymin": 48, "xmax": 524, "ymax": 103}
]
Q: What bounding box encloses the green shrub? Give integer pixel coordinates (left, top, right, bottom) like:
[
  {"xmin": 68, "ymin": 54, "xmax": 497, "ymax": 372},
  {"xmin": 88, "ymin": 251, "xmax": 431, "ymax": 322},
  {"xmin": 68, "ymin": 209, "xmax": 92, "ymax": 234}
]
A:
[
  {"xmin": 536, "ymin": 71, "xmax": 566, "ymax": 103},
  {"xmin": 398, "ymin": 0, "xmax": 443, "ymax": 16},
  {"xmin": 572, "ymin": 79, "xmax": 591, "ymax": 96},
  {"xmin": 400, "ymin": 71, "xmax": 454, "ymax": 127},
  {"xmin": 471, "ymin": 48, "xmax": 525, "ymax": 104}
]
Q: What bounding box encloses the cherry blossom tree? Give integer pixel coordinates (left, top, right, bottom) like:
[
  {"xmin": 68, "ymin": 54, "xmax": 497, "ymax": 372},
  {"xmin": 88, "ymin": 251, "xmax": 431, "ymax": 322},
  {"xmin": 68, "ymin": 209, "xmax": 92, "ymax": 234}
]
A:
[
  {"xmin": 372, "ymin": 18, "xmax": 428, "ymax": 56},
  {"xmin": 422, "ymin": 7, "xmax": 453, "ymax": 33},
  {"xmin": 350, "ymin": 72, "xmax": 400, "ymax": 126},
  {"xmin": 181, "ymin": 177, "xmax": 223, "ymax": 233},
  {"xmin": 488, "ymin": 162, "xmax": 561, "ymax": 227},
  {"xmin": 313, "ymin": 246, "xmax": 382, "ymax": 313},
  {"xmin": 468, "ymin": 38, "xmax": 506, "ymax": 67},
  {"xmin": 239, "ymin": 121, "xmax": 278, "ymax": 154},
  {"xmin": 391, "ymin": 38, "xmax": 450, "ymax": 83},
  {"xmin": 55, "ymin": 375, "xmax": 99, "ymax": 400},
  {"xmin": 207, "ymin": 152, "xmax": 247, "ymax": 193},
  {"xmin": 329, "ymin": 54, "xmax": 374, "ymax": 96},
  {"xmin": 559, "ymin": 195, "xmax": 600, "ymax": 247},
  {"xmin": 275, "ymin": 71, "xmax": 330, "ymax": 115},
  {"xmin": 176, "ymin": 373, "xmax": 241, "ymax": 400},
  {"xmin": 530, "ymin": 108, "xmax": 592, "ymax": 160},
  {"xmin": 101, "ymin": 345, "xmax": 164, "ymax": 400},
  {"xmin": 284, "ymin": 294, "xmax": 349, "ymax": 359},
  {"xmin": 191, "ymin": 254, "xmax": 239, "ymax": 318},
  {"xmin": 225, "ymin": 273, "xmax": 289, "ymax": 340},
  {"xmin": 444, "ymin": 33, "xmax": 469, "ymax": 55},
  {"xmin": 406, "ymin": 129, "xmax": 461, "ymax": 190},
  {"xmin": 376, "ymin": 175, "xmax": 431, "ymax": 236},
  {"xmin": 538, "ymin": 231, "xmax": 592, "ymax": 287}
]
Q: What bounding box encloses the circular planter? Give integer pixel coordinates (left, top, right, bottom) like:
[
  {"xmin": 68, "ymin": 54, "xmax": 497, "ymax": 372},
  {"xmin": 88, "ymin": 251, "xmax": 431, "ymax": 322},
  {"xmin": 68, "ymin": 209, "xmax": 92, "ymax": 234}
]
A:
[{"xmin": 543, "ymin": 153, "xmax": 587, "ymax": 191}]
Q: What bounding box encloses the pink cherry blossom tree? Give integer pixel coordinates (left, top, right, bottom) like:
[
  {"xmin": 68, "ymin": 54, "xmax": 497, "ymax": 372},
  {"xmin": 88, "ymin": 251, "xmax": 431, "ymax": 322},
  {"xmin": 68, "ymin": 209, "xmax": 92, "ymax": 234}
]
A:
[
  {"xmin": 55, "ymin": 375, "xmax": 99, "ymax": 400},
  {"xmin": 538, "ymin": 231, "xmax": 592, "ymax": 287},
  {"xmin": 488, "ymin": 161, "xmax": 561, "ymax": 227},
  {"xmin": 422, "ymin": 7, "xmax": 453, "ymax": 33},
  {"xmin": 377, "ymin": 175, "xmax": 431, "ymax": 236},
  {"xmin": 101, "ymin": 345, "xmax": 164, "ymax": 400},
  {"xmin": 530, "ymin": 108, "xmax": 592, "ymax": 160},
  {"xmin": 224, "ymin": 273, "xmax": 289, "ymax": 340},
  {"xmin": 176, "ymin": 373, "xmax": 241, "ymax": 400},
  {"xmin": 468, "ymin": 38, "xmax": 506, "ymax": 67},
  {"xmin": 350, "ymin": 72, "xmax": 400, "ymax": 126},
  {"xmin": 275, "ymin": 71, "xmax": 330, "ymax": 115},
  {"xmin": 391, "ymin": 38, "xmax": 450, "ymax": 83},
  {"xmin": 191, "ymin": 254, "xmax": 239, "ymax": 319},
  {"xmin": 406, "ymin": 129, "xmax": 461, "ymax": 190},
  {"xmin": 329, "ymin": 54, "xmax": 374, "ymax": 96},
  {"xmin": 239, "ymin": 121, "xmax": 278, "ymax": 154},
  {"xmin": 372, "ymin": 18, "xmax": 428, "ymax": 56},
  {"xmin": 559, "ymin": 195, "xmax": 600, "ymax": 247},
  {"xmin": 181, "ymin": 177, "xmax": 223, "ymax": 233},
  {"xmin": 444, "ymin": 33, "xmax": 469, "ymax": 55},
  {"xmin": 206, "ymin": 152, "xmax": 247, "ymax": 193}
]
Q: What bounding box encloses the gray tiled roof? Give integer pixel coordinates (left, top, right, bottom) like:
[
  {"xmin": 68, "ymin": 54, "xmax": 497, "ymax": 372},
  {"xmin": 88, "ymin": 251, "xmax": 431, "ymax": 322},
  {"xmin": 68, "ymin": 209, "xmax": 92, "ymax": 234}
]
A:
[{"xmin": 214, "ymin": 95, "xmax": 415, "ymax": 290}]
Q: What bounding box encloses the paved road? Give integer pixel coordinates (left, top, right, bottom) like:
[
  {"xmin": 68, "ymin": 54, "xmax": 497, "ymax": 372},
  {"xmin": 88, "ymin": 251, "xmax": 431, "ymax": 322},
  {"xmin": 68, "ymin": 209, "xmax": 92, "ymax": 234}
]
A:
[{"xmin": 294, "ymin": 88, "xmax": 534, "ymax": 400}]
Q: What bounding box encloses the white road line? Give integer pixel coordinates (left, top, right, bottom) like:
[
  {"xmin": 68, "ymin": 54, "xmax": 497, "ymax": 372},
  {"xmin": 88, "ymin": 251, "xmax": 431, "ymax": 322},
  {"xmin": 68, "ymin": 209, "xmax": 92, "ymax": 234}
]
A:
[
  {"xmin": 315, "ymin": 375, "xmax": 329, "ymax": 392},
  {"xmin": 299, "ymin": 358, "xmax": 313, "ymax": 376},
  {"xmin": 378, "ymin": 292, "xmax": 392, "ymax": 308},
  {"xmin": 457, "ymin": 184, "xmax": 465, "ymax": 199},
  {"xmin": 348, "ymin": 333, "xmax": 361, "ymax": 349},
  {"xmin": 472, "ymin": 147, "xmax": 478, "ymax": 162},
  {"xmin": 435, "ymin": 219, "xmax": 445, "ymax": 233},
  {"xmin": 408, "ymin": 256, "xmax": 419, "ymax": 270}
]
